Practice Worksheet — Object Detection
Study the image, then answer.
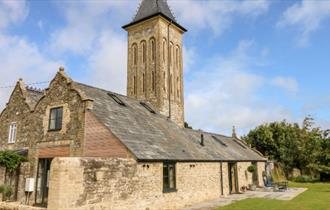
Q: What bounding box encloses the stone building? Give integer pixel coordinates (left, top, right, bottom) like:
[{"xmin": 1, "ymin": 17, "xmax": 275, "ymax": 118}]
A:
[{"xmin": 0, "ymin": 0, "xmax": 267, "ymax": 209}]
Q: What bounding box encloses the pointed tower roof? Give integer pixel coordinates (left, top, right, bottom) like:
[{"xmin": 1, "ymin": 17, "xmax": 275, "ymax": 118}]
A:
[{"xmin": 123, "ymin": 0, "xmax": 187, "ymax": 32}]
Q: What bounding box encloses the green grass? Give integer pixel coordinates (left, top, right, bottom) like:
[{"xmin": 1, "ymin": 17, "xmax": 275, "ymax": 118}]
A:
[{"xmin": 215, "ymin": 182, "xmax": 330, "ymax": 210}]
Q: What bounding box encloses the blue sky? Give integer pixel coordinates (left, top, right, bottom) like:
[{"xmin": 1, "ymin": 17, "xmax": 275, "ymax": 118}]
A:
[{"xmin": 0, "ymin": 0, "xmax": 330, "ymax": 136}]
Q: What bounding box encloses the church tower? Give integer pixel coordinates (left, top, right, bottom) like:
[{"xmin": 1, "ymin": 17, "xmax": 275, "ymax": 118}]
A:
[{"xmin": 123, "ymin": 0, "xmax": 187, "ymax": 127}]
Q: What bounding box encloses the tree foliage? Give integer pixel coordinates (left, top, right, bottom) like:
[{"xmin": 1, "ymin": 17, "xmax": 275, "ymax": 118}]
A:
[
  {"xmin": 0, "ymin": 151, "xmax": 26, "ymax": 172},
  {"xmin": 243, "ymin": 117, "xmax": 330, "ymax": 178}
]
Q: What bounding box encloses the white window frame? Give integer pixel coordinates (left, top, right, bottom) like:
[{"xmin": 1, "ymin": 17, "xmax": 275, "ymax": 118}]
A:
[{"xmin": 8, "ymin": 122, "xmax": 17, "ymax": 144}]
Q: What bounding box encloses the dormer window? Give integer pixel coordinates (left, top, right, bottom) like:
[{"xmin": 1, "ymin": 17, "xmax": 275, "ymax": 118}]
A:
[
  {"xmin": 8, "ymin": 122, "xmax": 17, "ymax": 143},
  {"xmin": 49, "ymin": 107, "xmax": 63, "ymax": 131}
]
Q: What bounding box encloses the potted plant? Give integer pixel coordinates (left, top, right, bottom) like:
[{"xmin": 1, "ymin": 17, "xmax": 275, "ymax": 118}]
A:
[
  {"xmin": 0, "ymin": 184, "xmax": 13, "ymax": 201},
  {"xmin": 247, "ymin": 165, "xmax": 257, "ymax": 191}
]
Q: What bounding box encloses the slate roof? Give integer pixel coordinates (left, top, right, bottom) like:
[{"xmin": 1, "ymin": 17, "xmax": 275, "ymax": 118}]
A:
[
  {"xmin": 123, "ymin": 0, "xmax": 187, "ymax": 32},
  {"xmin": 26, "ymin": 88, "xmax": 44, "ymax": 108},
  {"xmin": 74, "ymin": 82, "xmax": 266, "ymax": 162}
]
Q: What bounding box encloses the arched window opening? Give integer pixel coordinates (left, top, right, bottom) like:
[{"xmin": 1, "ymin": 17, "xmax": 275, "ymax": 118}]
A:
[
  {"xmin": 176, "ymin": 47, "xmax": 179, "ymax": 68},
  {"xmin": 142, "ymin": 73, "xmax": 145, "ymax": 93},
  {"xmin": 133, "ymin": 76, "xmax": 137, "ymax": 95},
  {"xmin": 141, "ymin": 41, "xmax": 146, "ymax": 64},
  {"xmin": 163, "ymin": 71, "xmax": 166, "ymax": 92},
  {"xmin": 177, "ymin": 77, "xmax": 179, "ymax": 97},
  {"xmin": 163, "ymin": 39, "xmax": 166, "ymax": 63},
  {"xmin": 152, "ymin": 71, "xmax": 155, "ymax": 92},
  {"xmin": 133, "ymin": 44, "xmax": 138, "ymax": 66},
  {"xmin": 150, "ymin": 38, "xmax": 156, "ymax": 62},
  {"xmin": 169, "ymin": 43, "xmax": 173, "ymax": 67},
  {"xmin": 170, "ymin": 74, "xmax": 173, "ymax": 94}
]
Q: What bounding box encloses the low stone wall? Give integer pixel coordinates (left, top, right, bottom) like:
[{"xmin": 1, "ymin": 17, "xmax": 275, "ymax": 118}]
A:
[
  {"xmin": 48, "ymin": 158, "xmax": 223, "ymax": 210},
  {"xmin": 0, "ymin": 202, "xmax": 44, "ymax": 210}
]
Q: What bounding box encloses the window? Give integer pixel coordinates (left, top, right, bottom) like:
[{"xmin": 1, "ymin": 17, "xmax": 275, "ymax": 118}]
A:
[
  {"xmin": 48, "ymin": 107, "xmax": 63, "ymax": 131},
  {"xmin": 176, "ymin": 47, "xmax": 179, "ymax": 68},
  {"xmin": 152, "ymin": 71, "xmax": 155, "ymax": 92},
  {"xmin": 212, "ymin": 135, "xmax": 227, "ymax": 147},
  {"xmin": 150, "ymin": 38, "xmax": 156, "ymax": 62},
  {"xmin": 177, "ymin": 77, "xmax": 179, "ymax": 97},
  {"xmin": 108, "ymin": 93, "xmax": 126, "ymax": 106},
  {"xmin": 141, "ymin": 41, "xmax": 146, "ymax": 64},
  {"xmin": 8, "ymin": 122, "xmax": 17, "ymax": 143},
  {"xmin": 163, "ymin": 38, "xmax": 166, "ymax": 63},
  {"xmin": 163, "ymin": 162, "xmax": 176, "ymax": 192},
  {"xmin": 169, "ymin": 43, "xmax": 173, "ymax": 66},
  {"xmin": 140, "ymin": 102, "xmax": 156, "ymax": 114},
  {"xmin": 132, "ymin": 44, "xmax": 138, "ymax": 65},
  {"xmin": 133, "ymin": 76, "xmax": 137, "ymax": 95},
  {"xmin": 142, "ymin": 73, "xmax": 145, "ymax": 93},
  {"xmin": 163, "ymin": 71, "xmax": 166, "ymax": 92}
]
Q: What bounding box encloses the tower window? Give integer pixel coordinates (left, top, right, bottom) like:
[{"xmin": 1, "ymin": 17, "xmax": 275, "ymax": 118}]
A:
[
  {"xmin": 163, "ymin": 71, "xmax": 166, "ymax": 92},
  {"xmin": 133, "ymin": 76, "xmax": 137, "ymax": 95},
  {"xmin": 152, "ymin": 71, "xmax": 155, "ymax": 92},
  {"xmin": 132, "ymin": 44, "xmax": 138, "ymax": 66},
  {"xmin": 176, "ymin": 47, "xmax": 179, "ymax": 68},
  {"xmin": 169, "ymin": 43, "xmax": 173, "ymax": 66},
  {"xmin": 170, "ymin": 74, "xmax": 173, "ymax": 94},
  {"xmin": 150, "ymin": 38, "xmax": 156, "ymax": 62},
  {"xmin": 141, "ymin": 41, "xmax": 146, "ymax": 64},
  {"xmin": 177, "ymin": 77, "xmax": 179, "ymax": 97},
  {"xmin": 163, "ymin": 38, "xmax": 166, "ymax": 63},
  {"xmin": 143, "ymin": 73, "xmax": 145, "ymax": 93}
]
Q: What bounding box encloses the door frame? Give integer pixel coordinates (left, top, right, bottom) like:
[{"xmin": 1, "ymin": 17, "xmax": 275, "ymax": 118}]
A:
[
  {"xmin": 228, "ymin": 162, "xmax": 238, "ymax": 194},
  {"xmin": 35, "ymin": 158, "xmax": 52, "ymax": 207}
]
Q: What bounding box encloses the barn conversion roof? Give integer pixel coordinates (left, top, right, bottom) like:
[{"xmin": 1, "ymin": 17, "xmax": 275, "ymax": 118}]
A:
[{"xmin": 74, "ymin": 82, "xmax": 266, "ymax": 162}]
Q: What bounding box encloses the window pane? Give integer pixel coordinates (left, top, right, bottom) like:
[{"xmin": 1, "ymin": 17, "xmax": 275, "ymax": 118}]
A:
[
  {"xmin": 49, "ymin": 119, "xmax": 56, "ymax": 130},
  {"xmin": 169, "ymin": 164, "xmax": 175, "ymax": 189},
  {"xmin": 163, "ymin": 164, "xmax": 169, "ymax": 190},
  {"xmin": 50, "ymin": 109, "xmax": 56, "ymax": 120}
]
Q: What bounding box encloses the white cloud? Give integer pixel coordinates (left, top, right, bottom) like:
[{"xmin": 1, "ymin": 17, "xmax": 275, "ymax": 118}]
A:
[
  {"xmin": 170, "ymin": 0, "xmax": 270, "ymax": 35},
  {"xmin": 183, "ymin": 46, "xmax": 196, "ymax": 72},
  {"xmin": 277, "ymin": 1, "xmax": 330, "ymax": 46},
  {"xmin": 185, "ymin": 40, "xmax": 292, "ymax": 136},
  {"xmin": 0, "ymin": 34, "xmax": 61, "ymax": 111},
  {"xmin": 48, "ymin": 0, "xmax": 137, "ymax": 55},
  {"xmin": 271, "ymin": 76, "xmax": 299, "ymax": 94},
  {"xmin": 87, "ymin": 30, "xmax": 127, "ymax": 94},
  {"xmin": 0, "ymin": 0, "xmax": 28, "ymax": 29}
]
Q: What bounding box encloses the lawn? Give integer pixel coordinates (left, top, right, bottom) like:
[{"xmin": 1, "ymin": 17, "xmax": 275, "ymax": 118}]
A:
[{"xmin": 215, "ymin": 182, "xmax": 330, "ymax": 210}]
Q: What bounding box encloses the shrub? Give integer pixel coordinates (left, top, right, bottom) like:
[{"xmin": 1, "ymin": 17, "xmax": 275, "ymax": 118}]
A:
[
  {"xmin": 0, "ymin": 184, "xmax": 13, "ymax": 199},
  {"xmin": 247, "ymin": 165, "xmax": 257, "ymax": 173},
  {"xmin": 0, "ymin": 151, "xmax": 26, "ymax": 172},
  {"xmin": 291, "ymin": 175, "xmax": 319, "ymax": 183}
]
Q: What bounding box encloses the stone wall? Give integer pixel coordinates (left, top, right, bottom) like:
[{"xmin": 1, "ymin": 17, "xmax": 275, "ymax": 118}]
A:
[
  {"xmin": 257, "ymin": 162, "xmax": 266, "ymax": 187},
  {"xmin": 48, "ymin": 158, "xmax": 224, "ymax": 210},
  {"xmin": 125, "ymin": 16, "xmax": 184, "ymax": 127},
  {"xmin": 0, "ymin": 166, "xmax": 5, "ymax": 201},
  {"xmin": 237, "ymin": 162, "xmax": 253, "ymax": 191}
]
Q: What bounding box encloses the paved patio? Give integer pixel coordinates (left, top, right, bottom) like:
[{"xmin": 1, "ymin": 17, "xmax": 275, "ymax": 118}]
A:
[{"xmin": 182, "ymin": 188, "xmax": 307, "ymax": 210}]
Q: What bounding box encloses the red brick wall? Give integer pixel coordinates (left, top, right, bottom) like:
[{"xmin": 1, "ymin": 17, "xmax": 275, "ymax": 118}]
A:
[
  {"xmin": 38, "ymin": 145, "xmax": 70, "ymax": 158},
  {"xmin": 83, "ymin": 111, "xmax": 132, "ymax": 158}
]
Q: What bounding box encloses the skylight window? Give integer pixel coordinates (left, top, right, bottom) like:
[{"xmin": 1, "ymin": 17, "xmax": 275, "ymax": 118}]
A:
[
  {"xmin": 233, "ymin": 139, "xmax": 247, "ymax": 149},
  {"xmin": 212, "ymin": 135, "xmax": 227, "ymax": 147},
  {"xmin": 108, "ymin": 93, "xmax": 126, "ymax": 106},
  {"xmin": 140, "ymin": 102, "xmax": 156, "ymax": 114}
]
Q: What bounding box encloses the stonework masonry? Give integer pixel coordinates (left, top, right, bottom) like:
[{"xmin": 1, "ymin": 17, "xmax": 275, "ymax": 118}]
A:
[
  {"xmin": 47, "ymin": 158, "xmax": 266, "ymax": 210},
  {"xmin": 125, "ymin": 16, "xmax": 185, "ymax": 127}
]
